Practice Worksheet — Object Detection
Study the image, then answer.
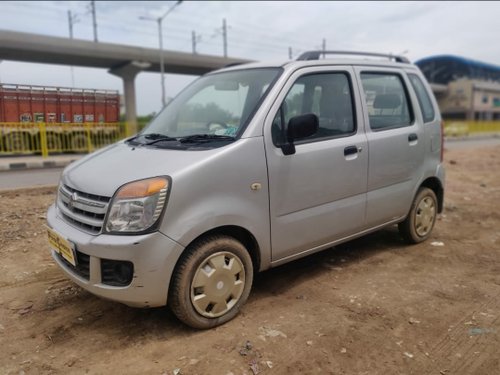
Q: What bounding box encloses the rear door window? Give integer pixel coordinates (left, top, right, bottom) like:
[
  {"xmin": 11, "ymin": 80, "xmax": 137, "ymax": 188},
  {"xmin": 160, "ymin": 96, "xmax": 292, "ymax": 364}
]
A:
[{"xmin": 360, "ymin": 73, "xmax": 413, "ymax": 131}]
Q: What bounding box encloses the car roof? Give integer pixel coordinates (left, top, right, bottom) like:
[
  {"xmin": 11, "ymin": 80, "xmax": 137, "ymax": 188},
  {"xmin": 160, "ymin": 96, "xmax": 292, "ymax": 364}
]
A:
[{"xmin": 212, "ymin": 57, "xmax": 418, "ymax": 75}]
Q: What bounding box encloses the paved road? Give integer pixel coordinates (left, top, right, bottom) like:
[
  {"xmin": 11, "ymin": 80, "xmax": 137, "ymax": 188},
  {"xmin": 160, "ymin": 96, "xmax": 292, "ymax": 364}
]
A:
[
  {"xmin": 0, "ymin": 167, "xmax": 62, "ymax": 190},
  {"xmin": 0, "ymin": 137, "xmax": 498, "ymax": 191}
]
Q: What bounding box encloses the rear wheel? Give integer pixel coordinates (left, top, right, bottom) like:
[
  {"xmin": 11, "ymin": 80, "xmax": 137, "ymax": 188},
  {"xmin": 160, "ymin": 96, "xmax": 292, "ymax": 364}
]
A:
[
  {"xmin": 169, "ymin": 235, "xmax": 253, "ymax": 329},
  {"xmin": 398, "ymin": 187, "xmax": 438, "ymax": 244}
]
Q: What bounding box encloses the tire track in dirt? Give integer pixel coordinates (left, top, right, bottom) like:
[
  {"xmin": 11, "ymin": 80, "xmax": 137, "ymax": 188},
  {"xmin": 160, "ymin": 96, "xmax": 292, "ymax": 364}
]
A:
[{"xmin": 421, "ymin": 293, "xmax": 500, "ymax": 374}]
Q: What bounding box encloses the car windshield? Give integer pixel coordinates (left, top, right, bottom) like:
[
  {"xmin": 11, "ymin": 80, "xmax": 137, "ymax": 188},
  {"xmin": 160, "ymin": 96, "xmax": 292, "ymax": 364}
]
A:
[{"xmin": 138, "ymin": 68, "xmax": 282, "ymax": 143}]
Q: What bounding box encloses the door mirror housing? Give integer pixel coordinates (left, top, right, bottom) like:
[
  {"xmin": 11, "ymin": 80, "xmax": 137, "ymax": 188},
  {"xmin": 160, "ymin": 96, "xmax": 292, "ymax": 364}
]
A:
[{"xmin": 281, "ymin": 113, "xmax": 319, "ymax": 155}]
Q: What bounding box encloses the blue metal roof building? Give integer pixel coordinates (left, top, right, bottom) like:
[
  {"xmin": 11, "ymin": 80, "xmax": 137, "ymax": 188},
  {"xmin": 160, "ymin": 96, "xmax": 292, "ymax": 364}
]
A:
[{"xmin": 416, "ymin": 55, "xmax": 500, "ymax": 85}]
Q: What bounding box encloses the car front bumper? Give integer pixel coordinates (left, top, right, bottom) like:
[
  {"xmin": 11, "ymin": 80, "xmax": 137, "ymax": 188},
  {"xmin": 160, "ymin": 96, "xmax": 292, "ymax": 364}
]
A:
[{"xmin": 47, "ymin": 204, "xmax": 185, "ymax": 308}]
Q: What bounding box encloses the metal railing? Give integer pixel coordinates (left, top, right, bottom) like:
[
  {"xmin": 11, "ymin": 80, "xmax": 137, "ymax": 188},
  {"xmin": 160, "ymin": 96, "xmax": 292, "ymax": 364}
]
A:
[
  {"xmin": 443, "ymin": 121, "xmax": 500, "ymax": 137},
  {"xmin": 1, "ymin": 120, "xmax": 498, "ymax": 155},
  {"xmin": 0, "ymin": 122, "xmax": 126, "ymax": 156}
]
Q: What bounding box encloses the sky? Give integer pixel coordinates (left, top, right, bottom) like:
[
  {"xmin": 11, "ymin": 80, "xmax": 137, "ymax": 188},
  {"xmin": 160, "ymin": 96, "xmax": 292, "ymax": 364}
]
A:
[{"xmin": 1, "ymin": 1, "xmax": 499, "ymax": 115}]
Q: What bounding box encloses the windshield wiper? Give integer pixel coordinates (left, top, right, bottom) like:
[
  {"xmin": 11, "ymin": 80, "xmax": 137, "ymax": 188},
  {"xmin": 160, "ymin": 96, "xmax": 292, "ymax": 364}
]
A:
[
  {"xmin": 125, "ymin": 134, "xmax": 142, "ymax": 143},
  {"xmin": 140, "ymin": 133, "xmax": 178, "ymax": 145},
  {"xmin": 178, "ymin": 134, "xmax": 235, "ymax": 143},
  {"xmin": 126, "ymin": 133, "xmax": 176, "ymax": 145},
  {"xmin": 142, "ymin": 133, "xmax": 169, "ymax": 139}
]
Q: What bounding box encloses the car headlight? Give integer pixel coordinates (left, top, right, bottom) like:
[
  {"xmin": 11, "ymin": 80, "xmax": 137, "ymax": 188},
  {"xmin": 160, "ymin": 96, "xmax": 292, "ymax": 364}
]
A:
[{"xmin": 105, "ymin": 177, "xmax": 170, "ymax": 234}]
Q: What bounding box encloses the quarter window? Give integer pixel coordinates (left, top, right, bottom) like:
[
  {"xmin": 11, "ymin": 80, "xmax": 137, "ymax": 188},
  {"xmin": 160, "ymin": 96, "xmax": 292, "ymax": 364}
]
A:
[
  {"xmin": 360, "ymin": 73, "xmax": 413, "ymax": 130},
  {"xmin": 272, "ymin": 73, "xmax": 355, "ymax": 145},
  {"xmin": 408, "ymin": 73, "xmax": 436, "ymax": 123}
]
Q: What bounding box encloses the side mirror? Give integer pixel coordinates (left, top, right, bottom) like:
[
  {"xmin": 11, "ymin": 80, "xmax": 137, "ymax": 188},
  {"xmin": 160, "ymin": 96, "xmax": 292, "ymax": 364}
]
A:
[{"xmin": 281, "ymin": 113, "xmax": 319, "ymax": 155}]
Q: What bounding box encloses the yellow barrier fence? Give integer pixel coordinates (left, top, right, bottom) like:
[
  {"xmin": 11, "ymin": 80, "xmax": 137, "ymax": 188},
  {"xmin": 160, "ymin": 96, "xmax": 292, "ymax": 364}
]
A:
[
  {"xmin": 2, "ymin": 120, "xmax": 497, "ymax": 155},
  {"xmin": 444, "ymin": 121, "xmax": 500, "ymax": 137},
  {"xmin": 0, "ymin": 122, "xmax": 126, "ymax": 156}
]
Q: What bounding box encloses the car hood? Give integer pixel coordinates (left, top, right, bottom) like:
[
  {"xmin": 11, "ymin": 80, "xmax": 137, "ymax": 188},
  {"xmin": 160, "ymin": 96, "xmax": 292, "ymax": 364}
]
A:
[{"xmin": 61, "ymin": 141, "xmax": 223, "ymax": 197}]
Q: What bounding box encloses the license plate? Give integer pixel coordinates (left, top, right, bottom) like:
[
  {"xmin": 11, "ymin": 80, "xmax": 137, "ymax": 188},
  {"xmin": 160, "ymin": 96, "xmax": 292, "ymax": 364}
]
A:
[{"xmin": 47, "ymin": 227, "xmax": 77, "ymax": 267}]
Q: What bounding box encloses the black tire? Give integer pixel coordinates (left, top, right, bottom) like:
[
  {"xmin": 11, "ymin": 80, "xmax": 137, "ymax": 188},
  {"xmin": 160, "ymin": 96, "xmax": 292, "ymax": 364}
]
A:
[
  {"xmin": 399, "ymin": 187, "xmax": 438, "ymax": 244},
  {"xmin": 168, "ymin": 235, "xmax": 253, "ymax": 329}
]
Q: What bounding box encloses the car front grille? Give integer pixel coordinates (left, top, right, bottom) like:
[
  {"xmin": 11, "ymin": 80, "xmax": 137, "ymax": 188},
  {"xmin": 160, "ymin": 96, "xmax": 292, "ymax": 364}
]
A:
[
  {"xmin": 55, "ymin": 249, "xmax": 90, "ymax": 280},
  {"xmin": 58, "ymin": 184, "xmax": 111, "ymax": 234}
]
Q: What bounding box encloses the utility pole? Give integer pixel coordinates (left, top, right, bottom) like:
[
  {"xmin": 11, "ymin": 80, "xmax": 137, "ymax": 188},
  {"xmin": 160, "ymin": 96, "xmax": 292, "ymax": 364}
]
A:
[
  {"xmin": 322, "ymin": 38, "xmax": 326, "ymax": 59},
  {"xmin": 191, "ymin": 30, "xmax": 203, "ymax": 54},
  {"xmin": 222, "ymin": 18, "xmax": 227, "ymax": 58},
  {"xmin": 67, "ymin": 10, "xmax": 77, "ymax": 39},
  {"xmin": 90, "ymin": 1, "xmax": 98, "ymax": 42},
  {"xmin": 288, "ymin": 47, "xmax": 293, "ymax": 60},
  {"xmin": 192, "ymin": 30, "xmax": 197, "ymax": 54},
  {"xmin": 67, "ymin": 10, "xmax": 79, "ymax": 87}
]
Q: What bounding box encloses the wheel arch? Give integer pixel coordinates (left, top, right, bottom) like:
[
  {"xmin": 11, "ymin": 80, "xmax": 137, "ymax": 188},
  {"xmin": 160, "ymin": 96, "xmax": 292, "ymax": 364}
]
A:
[
  {"xmin": 174, "ymin": 225, "xmax": 262, "ymax": 275},
  {"xmin": 420, "ymin": 177, "xmax": 444, "ymax": 213}
]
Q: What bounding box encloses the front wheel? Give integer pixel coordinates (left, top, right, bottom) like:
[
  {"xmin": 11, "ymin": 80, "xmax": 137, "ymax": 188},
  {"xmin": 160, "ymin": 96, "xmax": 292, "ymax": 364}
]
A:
[
  {"xmin": 168, "ymin": 235, "xmax": 253, "ymax": 329},
  {"xmin": 398, "ymin": 187, "xmax": 438, "ymax": 244}
]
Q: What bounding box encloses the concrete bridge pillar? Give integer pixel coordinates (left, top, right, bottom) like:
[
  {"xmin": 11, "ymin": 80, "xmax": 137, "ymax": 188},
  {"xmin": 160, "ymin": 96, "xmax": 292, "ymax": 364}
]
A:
[{"xmin": 109, "ymin": 61, "xmax": 151, "ymax": 136}]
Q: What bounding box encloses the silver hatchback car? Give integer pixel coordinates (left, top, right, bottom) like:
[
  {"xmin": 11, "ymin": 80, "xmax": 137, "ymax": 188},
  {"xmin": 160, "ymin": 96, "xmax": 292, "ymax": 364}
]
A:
[{"xmin": 47, "ymin": 51, "xmax": 445, "ymax": 329}]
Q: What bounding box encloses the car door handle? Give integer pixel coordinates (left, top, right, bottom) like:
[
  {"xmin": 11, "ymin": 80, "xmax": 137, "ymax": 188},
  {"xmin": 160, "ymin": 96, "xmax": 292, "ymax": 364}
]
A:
[
  {"xmin": 408, "ymin": 133, "xmax": 418, "ymax": 142},
  {"xmin": 344, "ymin": 145, "xmax": 359, "ymax": 156}
]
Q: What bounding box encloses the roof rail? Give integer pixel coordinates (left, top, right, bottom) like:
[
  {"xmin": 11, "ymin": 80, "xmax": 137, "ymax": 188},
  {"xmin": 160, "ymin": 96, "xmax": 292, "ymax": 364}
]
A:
[{"xmin": 296, "ymin": 50, "xmax": 410, "ymax": 64}]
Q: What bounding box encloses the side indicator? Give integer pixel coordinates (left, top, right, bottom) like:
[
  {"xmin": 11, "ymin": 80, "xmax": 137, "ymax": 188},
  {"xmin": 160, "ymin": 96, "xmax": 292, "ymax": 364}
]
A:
[{"xmin": 251, "ymin": 183, "xmax": 261, "ymax": 191}]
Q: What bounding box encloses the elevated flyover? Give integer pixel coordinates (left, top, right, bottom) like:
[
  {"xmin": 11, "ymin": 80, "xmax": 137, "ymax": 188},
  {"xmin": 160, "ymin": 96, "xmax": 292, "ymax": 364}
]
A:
[{"xmin": 0, "ymin": 30, "xmax": 252, "ymax": 132}]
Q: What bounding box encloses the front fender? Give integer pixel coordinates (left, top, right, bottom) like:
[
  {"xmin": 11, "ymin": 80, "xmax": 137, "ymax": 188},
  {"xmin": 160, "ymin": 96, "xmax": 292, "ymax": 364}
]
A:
[{"xmin": 159, "ymin": 137, "xmax": 272, "ymax": 271}]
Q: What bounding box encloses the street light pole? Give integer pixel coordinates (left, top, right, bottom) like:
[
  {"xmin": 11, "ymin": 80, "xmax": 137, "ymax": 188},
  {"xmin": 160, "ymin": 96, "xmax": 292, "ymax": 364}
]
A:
[
  {"xmin": 140, "ymin": 1, "xmax": 182, "ymax": 108},
  {"xmin": 158, "ymin": 17, "xmax": 166, "ymax": 107}
]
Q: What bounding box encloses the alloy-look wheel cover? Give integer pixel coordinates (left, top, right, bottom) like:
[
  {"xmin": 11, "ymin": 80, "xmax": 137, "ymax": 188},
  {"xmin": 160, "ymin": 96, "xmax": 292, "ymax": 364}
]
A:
[
  {"xmin": 415, "ymin": 196, "xmax": 436, "ymax": 237},
  {"xmin": 190, "ymin": 251, "xmax": 245, "ymax": 318}
]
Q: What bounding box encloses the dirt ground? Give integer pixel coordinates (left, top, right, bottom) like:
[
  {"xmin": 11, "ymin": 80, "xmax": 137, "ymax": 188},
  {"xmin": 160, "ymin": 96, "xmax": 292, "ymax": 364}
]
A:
[{"xmin": 1, "ymin": 144, "xmax": 499, "ymax": 375}]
